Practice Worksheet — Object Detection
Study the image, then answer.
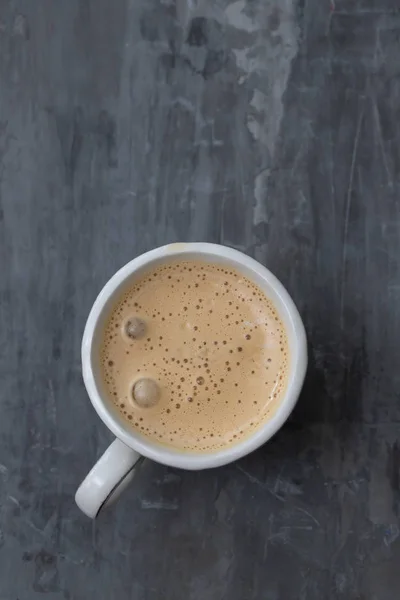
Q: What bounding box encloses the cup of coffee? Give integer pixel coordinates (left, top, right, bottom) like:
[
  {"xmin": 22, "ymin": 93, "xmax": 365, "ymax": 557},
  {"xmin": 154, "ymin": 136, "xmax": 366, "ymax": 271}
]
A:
[{"xmin": 76, "ymin": 243, "xmax": 307, "ymax": 518}]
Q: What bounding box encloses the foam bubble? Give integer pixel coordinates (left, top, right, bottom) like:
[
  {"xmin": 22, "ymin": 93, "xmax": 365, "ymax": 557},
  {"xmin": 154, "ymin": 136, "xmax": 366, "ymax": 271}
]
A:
[
  {"xmin": 132, "ymin": 378, "xmax": 160, "ymax": 408},
  {"xmin": 124, "ymin": 317, "xmax": 147, "ymax": 340}
]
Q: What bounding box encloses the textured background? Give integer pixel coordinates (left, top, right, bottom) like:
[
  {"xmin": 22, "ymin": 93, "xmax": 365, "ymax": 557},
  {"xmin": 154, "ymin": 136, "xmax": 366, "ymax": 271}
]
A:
[{"xmin": 1, "ymin": 0, "xmax": 400, "ymax": 598}]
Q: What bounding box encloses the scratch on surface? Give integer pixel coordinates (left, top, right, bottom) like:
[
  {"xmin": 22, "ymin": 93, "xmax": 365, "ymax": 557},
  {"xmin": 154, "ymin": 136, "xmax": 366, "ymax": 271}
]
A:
[
  {"xmin": 371, "ymin": 94, "xmax": 392, "ymax": 188},
  {"xmin": 20, "ymin": 509, "xmax": 57, "ymax": 540},
  {"xmin": 59, "ymin": 553, "xmax": 85, "ymax": 566},
  {"xmin": 289, "ymin": 140, "xmax": 306, "ymax": 182},
  {"xmin": 333, "ymin": 9, "xmax": 399, "ymax": 15},
  {"xmin": 273, "ymin": 475, "xmax": 303, "ymax": 497},
  {"xmin": 326, "ymin": 0, "xmax": 336, "ymax": 35},
  {"xmin": 194, "ymin": 138, "xmax": 224, "ymax": 148},
  {"xmin": 266, "ymin": 525, "xmax": 315, "ymax": 546},
  {"xmin": 141, "ymin": 500, "xmax": 178, "ymax": 510},
  {"xmin": 384, "ymin": 524, "xmax": 399, "ymax": 547},
  {"xmin": 160, "ymin": 472, "xmax": 181, "ymax": 484},
  {"xmin": 48, "ymin": 379, "xmax": 57, "ymax": 425},
  {"xmin": 267, "ymin": 530, "xmax": 290, "ymax": 544},
  {"xmin": 8, "ymin": 495, "xmax": 20, "ymax": 507},
  {"xmin": 373, "ymin": 24, "xmax": 384, "ymax": 68},
  {"xmin": 13, "ymin": 14, "xmax": 29, "ymax": 39},
  {"xmin": 236, "ymin": 465, "xmax": 265, "ymax": 489},
  {"xmin": 114, "ymin": 190, "xmax": 137, "ymax": 200},
  {"xmin": 294, "ymin": 506, "xmax": 321, "ymax": 528},
  {"xmin": 0, "ymin": 463, "xmax": 8, "ymax": 476},
  {"xmin": 237, "ymin": 466, "xmax": 296, "ymax": 501},
  {"xmin": 25, "ymin": 519, "xmax": 47, "ymax": 538},
  {"xmin": 335, "ymin": 573, "xmax": 347, "ymax": 594},
  {"xmin": 172, "ymin": 97, "xmax": 206, "ymax": 129},
  {"xmin": 340, "ymin": 106, "xmax": 364, "ymax": 329}
]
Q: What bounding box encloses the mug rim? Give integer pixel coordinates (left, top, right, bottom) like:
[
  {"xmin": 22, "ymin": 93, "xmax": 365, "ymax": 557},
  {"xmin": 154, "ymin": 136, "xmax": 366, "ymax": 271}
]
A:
[{"xmin": 82, "ymin": 243, "xmax": 307, "ymax": 470}]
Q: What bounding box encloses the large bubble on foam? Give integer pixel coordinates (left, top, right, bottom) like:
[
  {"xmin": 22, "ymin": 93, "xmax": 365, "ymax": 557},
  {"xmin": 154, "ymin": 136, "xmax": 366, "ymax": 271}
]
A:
[
  {"xmin": 124, "ymin": 317, "xmax": 146, "ymax": 340},
  {"xmin": 132, "ymin": 378, "xmax": 160, "ymax": 408}
]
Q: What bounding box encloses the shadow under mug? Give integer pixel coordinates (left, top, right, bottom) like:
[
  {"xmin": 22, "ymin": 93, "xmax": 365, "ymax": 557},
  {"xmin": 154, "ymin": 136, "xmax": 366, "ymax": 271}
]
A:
[{"xmin": 75, "ymin": 243, "xmax": 307, "ymax": 518}]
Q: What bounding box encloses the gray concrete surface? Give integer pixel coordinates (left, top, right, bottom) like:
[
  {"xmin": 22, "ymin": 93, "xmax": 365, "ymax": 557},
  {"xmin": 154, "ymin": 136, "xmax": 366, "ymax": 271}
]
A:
[{"xmin": 1, "ymin": 0, "xmax": 400, "ymax": 598}]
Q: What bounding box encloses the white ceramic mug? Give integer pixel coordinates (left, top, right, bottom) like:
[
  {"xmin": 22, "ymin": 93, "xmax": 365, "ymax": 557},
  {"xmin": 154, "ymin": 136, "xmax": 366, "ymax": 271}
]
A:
[{"xmin": 75, "ymin": 243, "xmax": 307, "ymax": 518}]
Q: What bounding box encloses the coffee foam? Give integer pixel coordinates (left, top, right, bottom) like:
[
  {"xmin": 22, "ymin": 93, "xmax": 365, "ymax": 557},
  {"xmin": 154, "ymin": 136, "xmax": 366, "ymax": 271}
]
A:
[{"xmin": 100, "ymin": 260, "xmax": 289, "ymax": 452}]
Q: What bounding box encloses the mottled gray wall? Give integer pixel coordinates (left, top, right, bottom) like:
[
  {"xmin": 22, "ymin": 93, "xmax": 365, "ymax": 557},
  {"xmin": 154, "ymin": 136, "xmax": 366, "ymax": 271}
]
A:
[{"xmin": 1, "ymin": 0, "xmax": 400, "ymax": 598}]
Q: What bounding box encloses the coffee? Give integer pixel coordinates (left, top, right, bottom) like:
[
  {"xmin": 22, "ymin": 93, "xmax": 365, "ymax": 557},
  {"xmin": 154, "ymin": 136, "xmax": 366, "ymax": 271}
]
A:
[{"xmin": 100, "ymin": 259, "xmax": 289, "ymax": 452}]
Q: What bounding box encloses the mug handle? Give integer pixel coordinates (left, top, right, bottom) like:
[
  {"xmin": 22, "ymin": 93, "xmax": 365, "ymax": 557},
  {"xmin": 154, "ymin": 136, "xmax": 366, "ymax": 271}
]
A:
[{"xmin": 75, "ymin": 438, "xmax": 142, "ymax": 518}]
